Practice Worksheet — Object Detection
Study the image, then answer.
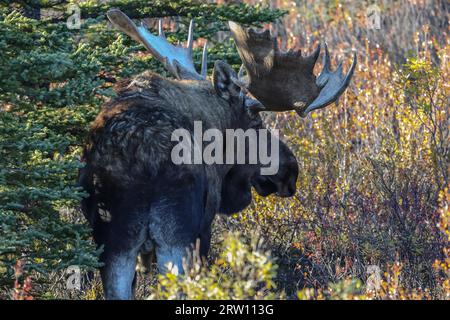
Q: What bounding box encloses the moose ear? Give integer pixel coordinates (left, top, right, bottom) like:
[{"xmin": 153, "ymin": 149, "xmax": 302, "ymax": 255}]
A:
[{"xmin": 212, "ymin": 61, "xmax": 241, "ymax": 101}]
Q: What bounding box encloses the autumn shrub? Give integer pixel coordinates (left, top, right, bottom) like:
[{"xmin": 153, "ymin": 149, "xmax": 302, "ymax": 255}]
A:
[
  {"xmin": 213, "ymin": 20, "xmax": 449, "ymax": 299},
  {"xmin": 254, "ymin": 0, "xmax": 448, "ymax": 65},
  {"xmin": 148, "ymin": 232, "xmax": 281, "ymax": 300}
]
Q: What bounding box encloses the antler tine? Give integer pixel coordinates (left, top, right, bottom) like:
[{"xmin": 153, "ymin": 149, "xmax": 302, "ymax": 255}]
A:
[
  {"xmin": 107, "ymin": 9, "xmax": 206, "ymax": 81},
  {"xmin": 238, "ymin": 64, "xmax": 245, "ymax": 79},
  {"xmin": 335, "ymin": 60, "xmax": 344, "ymax": 76},
  {"xmin": 324, "ymin": 43, "xmax": 332, "ymax": 69},
  {"xmin": 201, "ymin": 41, "xmax": 208, "ymax": 78},
  {"xmin": 306, "ymin": 44, "xmax": 321, "ymax": 71},
  {"xmin": 187, "ymin": 20, "xmax": 195, "ymax": 57},
  {"xmin": 316, "ymin": 43, "xmax": 330, "ymax": 89},
  {"xmin": 323, "ymin": 43, "xmax": 331, "ymax": 71},
  {"xmin": 158, "ymin": 19, "xmax": 165, "ymax": 38},
  {"xmin": 300, "ymin": 49, "xmax": 357, "ymax": 117},
  {"xmin": 231, "ymin": 64, "xmax": 248, "ymax": 91}
]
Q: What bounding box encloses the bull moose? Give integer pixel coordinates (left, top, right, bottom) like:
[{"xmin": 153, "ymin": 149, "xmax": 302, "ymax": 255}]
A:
[{"xmin": 79, "ymin": 9, "xmax": 356, "ymax": 299}]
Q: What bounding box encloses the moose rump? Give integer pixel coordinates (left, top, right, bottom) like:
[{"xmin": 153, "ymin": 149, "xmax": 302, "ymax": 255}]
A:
[{"xmin": 80, "ymin": 93, "xmax": 215, "ymax": 299}]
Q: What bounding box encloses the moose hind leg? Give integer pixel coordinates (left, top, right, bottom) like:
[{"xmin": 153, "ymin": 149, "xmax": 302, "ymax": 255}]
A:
[
  {"xmin": 101, "ymin": 250, "xmax": 138, "ymax": 300},
  {"xmin": 95, "ymin": 216, "xmax": 147, "ymax": 300},
  {"xmin": 149, "ymin": 178, "xmax": 206, "ymax": 275}
]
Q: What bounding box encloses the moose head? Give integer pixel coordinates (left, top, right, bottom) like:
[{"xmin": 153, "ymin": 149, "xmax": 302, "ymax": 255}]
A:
[
  {"xmin": 105, "ymin": 9, "xmax": 299, "ymax": 201},
  {"xmin": 105, "ymin": 8, "xmax": 355, "ymax": 205}
]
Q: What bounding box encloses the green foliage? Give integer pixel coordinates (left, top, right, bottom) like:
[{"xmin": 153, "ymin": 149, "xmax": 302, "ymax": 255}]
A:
[
  {"xmin": 149, "ymin": 232, "xmax": 281, "ymax": 300},
  {"xmin": 0, "ymin": 1, "xmax": 285, "ymax": 297},
  {"xmin": 0, "ymin": 9, "xmax": 102, "ymax": 289}
]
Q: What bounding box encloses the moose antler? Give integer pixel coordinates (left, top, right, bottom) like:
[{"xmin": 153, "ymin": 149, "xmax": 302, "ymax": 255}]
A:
[
  {"xmin": 107, "ymin": 9, "xmax": 207, "ymax": 80},
  {"xmin": 228, "ymin": 21, "xmax": 356, "ymax": 117}
]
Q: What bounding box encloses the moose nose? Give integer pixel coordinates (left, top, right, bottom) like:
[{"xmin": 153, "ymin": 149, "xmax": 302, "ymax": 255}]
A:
[{"xmin": 277, "ymin": 183, "xmax": 296, "ymax": 197}]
